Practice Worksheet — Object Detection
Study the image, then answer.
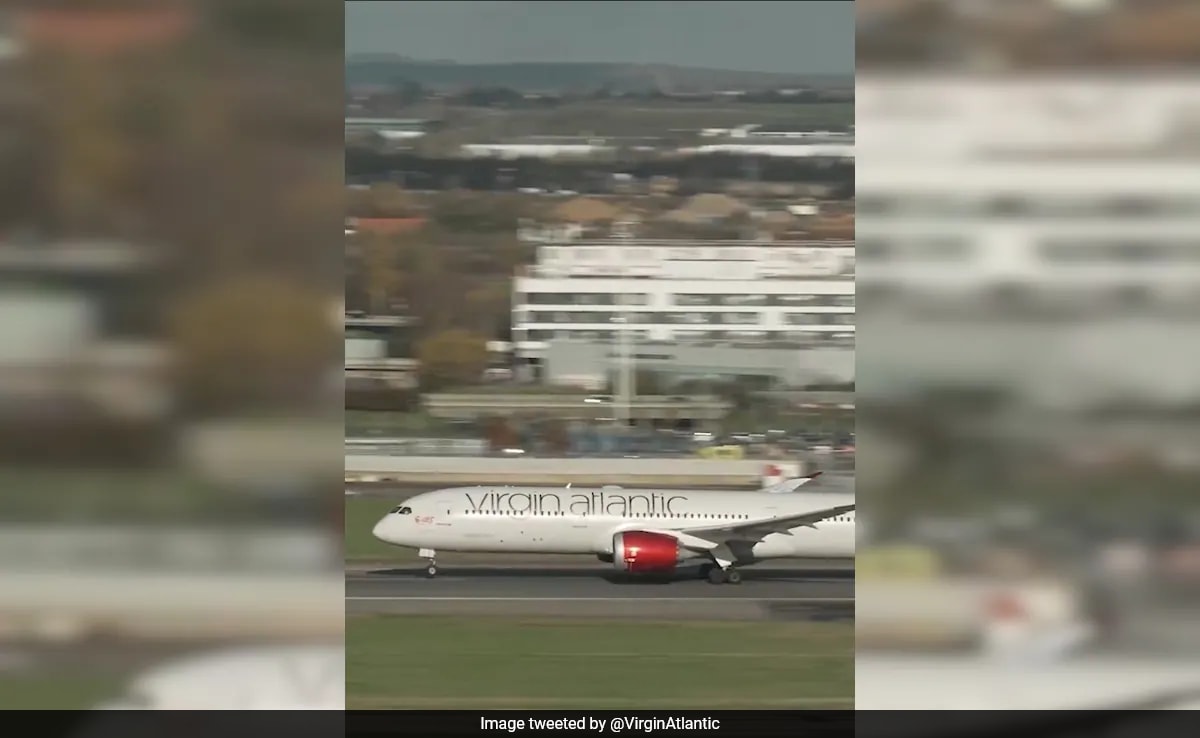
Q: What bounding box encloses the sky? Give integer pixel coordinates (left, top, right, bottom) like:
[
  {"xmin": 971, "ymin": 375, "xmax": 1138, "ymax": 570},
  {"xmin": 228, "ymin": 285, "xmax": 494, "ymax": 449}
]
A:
[{"xmin": 345, "ymin": 1, "xmax": 853, "ymax": 75}]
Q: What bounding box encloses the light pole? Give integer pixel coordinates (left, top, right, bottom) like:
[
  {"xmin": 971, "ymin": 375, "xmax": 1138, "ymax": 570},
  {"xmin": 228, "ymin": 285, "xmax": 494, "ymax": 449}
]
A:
[{"xmin": 612, "ymin": 307, "xmax": 635, "ymax": 428}]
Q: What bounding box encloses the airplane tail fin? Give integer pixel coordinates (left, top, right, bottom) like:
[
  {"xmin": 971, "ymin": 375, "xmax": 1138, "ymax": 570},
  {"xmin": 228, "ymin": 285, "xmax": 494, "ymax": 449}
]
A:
[{"xmin": 763, "ymin": 471, "xmax": 823, "ymax": 494}]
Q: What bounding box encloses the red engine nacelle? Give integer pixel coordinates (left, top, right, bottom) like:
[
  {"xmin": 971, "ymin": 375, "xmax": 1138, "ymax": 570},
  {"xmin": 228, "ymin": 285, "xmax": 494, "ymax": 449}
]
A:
[{"xmin": 612, "ymin": 530, "xmax": 680, "ymax": 573}]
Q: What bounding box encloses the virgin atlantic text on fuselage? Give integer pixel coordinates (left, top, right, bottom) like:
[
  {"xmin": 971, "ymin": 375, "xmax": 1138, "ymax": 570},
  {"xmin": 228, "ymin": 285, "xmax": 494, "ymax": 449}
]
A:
[{"xmin": 464, "ymin": 491, "xmax": 688, "ymax": 517}]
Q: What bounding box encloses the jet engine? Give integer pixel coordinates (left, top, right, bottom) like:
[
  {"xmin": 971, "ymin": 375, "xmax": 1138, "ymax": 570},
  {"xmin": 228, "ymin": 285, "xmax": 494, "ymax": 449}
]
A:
[{"xmin": 611, "ymin": 530, "xmax": 681, "ymax": 573}]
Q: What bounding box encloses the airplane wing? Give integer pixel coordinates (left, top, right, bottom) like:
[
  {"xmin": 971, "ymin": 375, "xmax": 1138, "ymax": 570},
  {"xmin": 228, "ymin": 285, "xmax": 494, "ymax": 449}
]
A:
[{"xmin": 642, "ymin": 502, "xmax": 856, "ymax": 553}]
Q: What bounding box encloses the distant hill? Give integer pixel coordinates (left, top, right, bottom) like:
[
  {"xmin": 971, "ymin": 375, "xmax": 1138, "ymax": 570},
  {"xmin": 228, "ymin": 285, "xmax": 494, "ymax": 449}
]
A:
[{"xmin": 345, "ymin": 56, "xmax": 850, "ymax": 94}]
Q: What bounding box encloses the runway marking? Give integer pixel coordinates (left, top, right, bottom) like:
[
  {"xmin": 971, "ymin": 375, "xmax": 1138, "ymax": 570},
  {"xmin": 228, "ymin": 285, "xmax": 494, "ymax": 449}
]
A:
[{"xmin": 346, "ymin": 596, "xmax": 853, "ymax": 602}]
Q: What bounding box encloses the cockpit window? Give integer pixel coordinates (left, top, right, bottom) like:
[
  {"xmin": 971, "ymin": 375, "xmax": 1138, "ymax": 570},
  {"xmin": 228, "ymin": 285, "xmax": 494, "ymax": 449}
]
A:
[{"xmin": 390, "ymin": 506, "xmax": 412, "ymax": 515}]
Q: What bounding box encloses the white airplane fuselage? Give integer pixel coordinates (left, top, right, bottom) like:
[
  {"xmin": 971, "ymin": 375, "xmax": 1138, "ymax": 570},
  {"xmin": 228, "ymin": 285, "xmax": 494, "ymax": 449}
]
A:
[{"xmin": 371, "ymin": 485, "xmax": 856, "ymax": 572}]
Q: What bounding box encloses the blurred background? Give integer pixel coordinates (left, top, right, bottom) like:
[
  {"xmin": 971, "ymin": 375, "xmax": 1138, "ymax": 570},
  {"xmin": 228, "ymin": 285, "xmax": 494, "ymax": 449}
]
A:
[
  {"xmin": 0, "ymin": 1, "xmax": 344, "ymax": 709},
  {"xmin": 856, "ymin": 0, "xmax": 1200, "ymax": 711}
]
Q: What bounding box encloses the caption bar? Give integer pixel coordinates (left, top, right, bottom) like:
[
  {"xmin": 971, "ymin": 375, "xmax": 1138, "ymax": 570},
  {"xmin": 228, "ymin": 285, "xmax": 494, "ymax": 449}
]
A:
[{"xmin": 481, "ymin": 716, "xmax": 721, "ymax": 733}]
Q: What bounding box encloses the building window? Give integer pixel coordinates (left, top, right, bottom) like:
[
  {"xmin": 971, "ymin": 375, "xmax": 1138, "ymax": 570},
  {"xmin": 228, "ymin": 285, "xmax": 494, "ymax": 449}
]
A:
[
  {"xmin": 673, "ymin": 294, "xmax": 714, "ymax": 307},
  {"xmin": 857, "ymin": 195, "xmax": 893, "ymax": 214},
  {"xmin": 721, "ymin": 294, "xmax": 766, "ymax": 306},
  {"xmin": 727, "ymin": 330, "xmax": 767, "ymax": 340},
  {"xmin": 988, "ymin": 196, "xmax": 1029, "ymax": 217},
  {"xmin": 774, "ymin": 294, "xmax": 819, "ymax": 306},
  {"xmin": 1038, "ymin": 241, "xmax": 1089, "ymax": 262},
  {"xmin": 721, "ymin": 312, "xmax": 761, "ymax": 325},
  {"xmin": 910, "ymin": 238, "xmax": 970, "ymax": 260},
  {"xmin": 857, "ymin": 239, "xmax": 891, "ymax": 262},
  {"xmin": 1105, "ymin": 198, "xmax": 1157, "ymax": 217},
  {"xmin": 783, "ymin": 330, "xmax": 823, "ymax": 342},
  {"xmin": 668, "ymin": 312, "xmax": 708, "ymax": 325}
]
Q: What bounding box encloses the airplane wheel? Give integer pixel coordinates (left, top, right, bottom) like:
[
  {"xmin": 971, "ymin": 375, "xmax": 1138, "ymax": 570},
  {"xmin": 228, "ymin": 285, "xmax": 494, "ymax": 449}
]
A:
[
  {"xmin": 726, "ymin": 570, "xmax": 743, "ymax": 585},
  {"xmin": 698, "ymin": 563, "xmax": 714, "ymax": 580},
  {"xmin": 707, "ymin": 567, "xmax": 727, "ymax": 585},
  {"xmin": 425, "ymin": 564, "xmax": 438, "ymax": 579}
]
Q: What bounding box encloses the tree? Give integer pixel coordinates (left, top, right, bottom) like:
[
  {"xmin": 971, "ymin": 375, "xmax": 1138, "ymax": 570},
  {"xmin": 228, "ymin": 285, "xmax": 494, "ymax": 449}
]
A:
[
  {"xmin": 416, "ymin": 329, "xmax": 488, "ymax": 390},
  {"xmin": 170, "ymin": 274, "xmax": 339, "ymax": 416},
  {"xmin": 463, "ymin": 281, "xmax": 509, "ymax": 337},
  {"xmin": 400, "ymin": 233, "xmax": 456, "ymax": 334},
  {"xmin": 360, "ymin": 233, "xmax": 408, "ymax": 314},
  {"xmin": 366, "ymin": 182, "xmax": 417, "ymax": 217},
  {"xmin": 481, "ymin": 415, "xmax": 519, "ymax": 451},
  {"xmin": 40, "ymin": 55, "xmax": 136, "ymax": 235},
  {"xmin": 388, "ymin": 77, "xmax": 425, "ymax": 107},
  {"xmin": 430, "ymin": 193, "xmax": 519, "ymax": 233}
]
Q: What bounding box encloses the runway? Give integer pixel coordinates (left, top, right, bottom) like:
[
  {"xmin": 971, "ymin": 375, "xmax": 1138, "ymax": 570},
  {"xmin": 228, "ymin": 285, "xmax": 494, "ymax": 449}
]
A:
[{"xmin": 347, "ymin": 562, "xmax": 854, "ymax": 621}]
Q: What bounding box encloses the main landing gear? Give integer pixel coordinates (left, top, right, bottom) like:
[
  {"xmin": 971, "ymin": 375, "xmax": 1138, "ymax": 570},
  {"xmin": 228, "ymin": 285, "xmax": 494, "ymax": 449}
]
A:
[
  {"xmin": 698, "ymin": 562, "xmax": 742, "ymax": 585},
  {"xmin": 420, "ymin": 548, "xmax": 438, "ymax": 579}
]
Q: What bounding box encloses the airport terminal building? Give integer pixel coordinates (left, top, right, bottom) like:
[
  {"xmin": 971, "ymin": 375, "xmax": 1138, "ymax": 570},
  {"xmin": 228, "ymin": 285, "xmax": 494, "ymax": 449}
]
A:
[{"xmin": 511, "ymin": 238, "xmax": 856, "ymax": 367}]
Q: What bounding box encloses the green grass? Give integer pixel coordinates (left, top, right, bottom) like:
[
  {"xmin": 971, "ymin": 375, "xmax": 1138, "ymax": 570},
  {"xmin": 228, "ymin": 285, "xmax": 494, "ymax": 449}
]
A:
[
  {"xmin": 0, "ymin": 469, "xmax": 227, "ymax": 523},
  {"xmin": 347, "ymin": 616, "xmax": 853, "ymax": 709},
  {"xmin": 0, "ymin": 674, "xmax": 124, "ymax": 710},
  {"xmin": 345, "ymin": 497, "xmax": 402, "ymax": 561}
]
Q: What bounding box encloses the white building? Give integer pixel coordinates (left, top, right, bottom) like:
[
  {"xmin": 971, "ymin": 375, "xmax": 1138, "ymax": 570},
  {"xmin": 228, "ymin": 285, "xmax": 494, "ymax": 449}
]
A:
[
  {"xmin": 460, "ymin": 143, "xmax": 614, "ymax": 159},
  {"xmin": 687, "ymin": 142, "xmax": 854, "ymax": 159},
  {"xmin": 856, "ymin": 76, "xmax": 1200, "ymax": 306},
  {"xmin": 511, "ymin": 238, "xmax": 856, "ymax": 363},
  {"xmin": 856, "ymin": 75, "xmax": 1200, "ymax": 408}
]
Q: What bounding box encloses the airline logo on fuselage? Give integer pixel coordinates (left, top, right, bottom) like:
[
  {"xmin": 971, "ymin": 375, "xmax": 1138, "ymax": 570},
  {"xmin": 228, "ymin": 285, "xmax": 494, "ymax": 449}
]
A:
[{"xmin": 464, "ymin": 490, "xmax": 687, "ymax": 517}]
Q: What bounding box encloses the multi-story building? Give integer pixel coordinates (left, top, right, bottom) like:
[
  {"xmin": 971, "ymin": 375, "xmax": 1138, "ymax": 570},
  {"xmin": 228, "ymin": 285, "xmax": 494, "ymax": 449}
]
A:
[
  {"xmin": 510, "ymin": 236, "xmax": 856, "ymax": 366},
  {"xmin": 857, "ymin": 77, "xmax": 1200, "ymax": 310},
  {"xmin": 856, "ymin": 75, "xmax": 1200, "ymax": 409}
]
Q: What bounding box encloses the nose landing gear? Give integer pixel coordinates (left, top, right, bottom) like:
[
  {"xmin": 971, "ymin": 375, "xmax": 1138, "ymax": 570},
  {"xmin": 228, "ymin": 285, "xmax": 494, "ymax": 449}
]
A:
[{"xmin": 419, "ymin": 548, "xmax": 437, "ymax": 578}]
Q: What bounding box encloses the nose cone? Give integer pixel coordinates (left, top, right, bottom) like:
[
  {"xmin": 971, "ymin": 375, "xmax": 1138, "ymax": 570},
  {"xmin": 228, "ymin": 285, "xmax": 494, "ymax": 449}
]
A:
[{"xmin": 371, "ymin": 516, "xmax": 391, "ymax": 544}]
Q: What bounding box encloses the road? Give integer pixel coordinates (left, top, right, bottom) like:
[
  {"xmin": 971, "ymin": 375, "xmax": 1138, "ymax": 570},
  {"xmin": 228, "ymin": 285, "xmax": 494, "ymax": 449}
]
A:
[{"xmin": 347, "ymin": 561, "xmax": 854, "ymax": 621}]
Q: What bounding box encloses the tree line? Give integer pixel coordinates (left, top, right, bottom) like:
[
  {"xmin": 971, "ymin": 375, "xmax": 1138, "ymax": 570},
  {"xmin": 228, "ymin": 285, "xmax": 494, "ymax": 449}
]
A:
[
  {"xmin": 366, "ymin": 78, "xmax": 852, "ymax": 110},
  {"xmin": 346, "ymin": 150, "xmax": 854, "ymax": 195}
]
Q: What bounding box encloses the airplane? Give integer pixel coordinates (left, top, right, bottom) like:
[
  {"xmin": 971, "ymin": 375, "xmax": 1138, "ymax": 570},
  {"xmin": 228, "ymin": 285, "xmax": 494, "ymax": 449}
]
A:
[{"xmin": 370, "ymin": 472, "xmax": 855, "ymax": 584}]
